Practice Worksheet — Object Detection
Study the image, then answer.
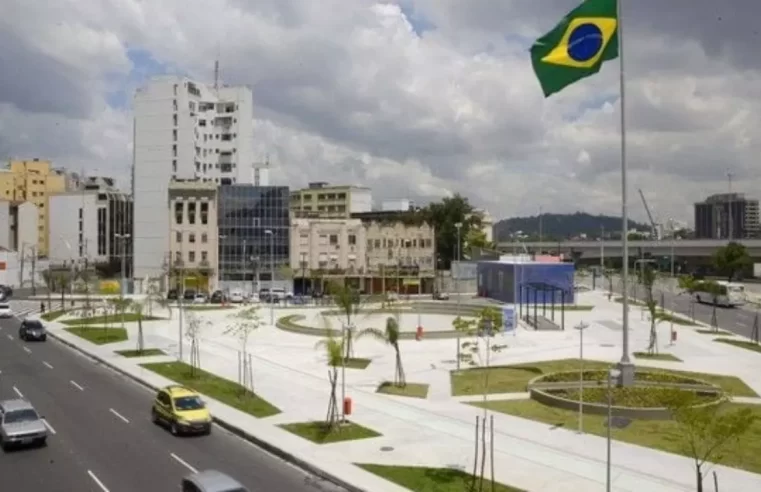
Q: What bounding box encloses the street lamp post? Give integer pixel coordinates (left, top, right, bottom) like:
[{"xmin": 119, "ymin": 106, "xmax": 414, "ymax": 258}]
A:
[
  {"xmin": 575, "ymin": 321, "xmax": 589, "ymax": 434},
  {"xmin": 172, "ymin": 229, "xmax": 185, "ymax": 362},
  {"xmin": 114, "ymin": 233, "xmax": 131, "ymax": 330},
  {"xmin": 265, "ymin": 229, "xmax": 274, "ymax": 326},
  {"xmin": 454, "ymin": 222, "xmax": 462, "ymax": 370}
]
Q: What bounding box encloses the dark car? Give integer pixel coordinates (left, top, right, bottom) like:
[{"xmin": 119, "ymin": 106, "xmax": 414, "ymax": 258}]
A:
[
  {"xmin": 0, "ymin": 285, "xmax": 11, "ymax": 301},
  {"xmin": 19, "ymin": 320, "xmax": 46, "ymax": 342},
  {"xmin": 209, "ymin": 290, "xmax": 226, "ymax": 304},
  {"xmin": 167, "ymin": 289, "xmax": 179, "ymax": 301},
  {"xmin": 183, "ymin": 290, "xmax": 197, "ymax": 301}
]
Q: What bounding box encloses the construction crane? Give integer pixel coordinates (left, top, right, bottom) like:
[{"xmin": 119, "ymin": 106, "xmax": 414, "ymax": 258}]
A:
[{"xmin": 638, "ymin": 188, "xmax": 660, "ymax": 239}]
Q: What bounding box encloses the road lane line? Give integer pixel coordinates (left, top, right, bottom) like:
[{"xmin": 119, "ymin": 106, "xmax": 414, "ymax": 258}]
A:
[
  {"xmin": 109, "ymin": 408, "xmax": 130, "ymax": 424},
  {"xmin": 23, "ymin": 346, "xmax": 31, "ymax": 354},
  {"xmin": 13, "ymin": 385, "xmax": 23, "ymax": 398},
  {"xmin": 70, "ymin": 380, "xmax": 85, "ymax": 391},
  {"xmin": 170, "ymin": 453, "xmax": 198, "ymax": 473},
  {"xmin": 42, "ymin": 418, "xmax": 57, "ymax": 435},
  {"xmin": 6, "ymin": 334, "xmax": 12, "ymax": 340},
  {"xmin": 43, "ymin": 361, "xmax": 54, "ymax": 369},
  {"xmin": 87, "ymin": 470, "xmax": 110, "ymax": 492}
]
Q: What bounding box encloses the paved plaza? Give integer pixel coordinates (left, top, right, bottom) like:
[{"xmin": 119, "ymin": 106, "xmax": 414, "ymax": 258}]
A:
[{"xmin": 38, "ymin": 292, "xmax": 761, "ymax": 492}]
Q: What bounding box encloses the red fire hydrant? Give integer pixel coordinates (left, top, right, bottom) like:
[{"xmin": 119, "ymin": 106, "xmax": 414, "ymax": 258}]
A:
[
  {"xmin": 343, "ymin": 397, "xmax": 353, "ymax": 416},
  {"xmin": 416, "ymin": 325, "xmax": 424, "ymax": 341}
]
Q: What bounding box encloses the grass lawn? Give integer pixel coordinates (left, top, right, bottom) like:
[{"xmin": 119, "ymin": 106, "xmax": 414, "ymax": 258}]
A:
[
  {"xmin": 633, "ymin": 352, "xmax": 682, "ymax": 362},
  {"xmin": 65, "ymin": 327, "xmax": 127, "ymax": 344},
  {"xmin": 141, "ymin": 361, "xmax": 280, "ymax": 418},
  {"xmin": 615, "ymin": 297, "xmax": 646, "ymax": 307},
  {"xmin": 337, "ymin": 358, "xmax": 371, "ymax": 369},
  {"xmin": 41, "ymin": 309, "xmax": 67, "ymax": 321},
  {"xmin": 357, "ymin": 464, "xmax": 526, "ymax": 492},
  {"xmin": 279, "ymin": 421, "xmax": 381, "ymax": 444},
  {"xmin": 450, "ymin": 358, "xmax": 758, "ymax": 397},
  {"xmin": 697, "ymin": 329, "xmax": 735, "ymax": 336},
  {"xmin": 657, "ymin": 313, "xmax": 697, "ymax": 326},
  {"xmin": 62, "ymin": 313, "xmax": 163, "ymax": 326},
  {"xmin": 115, "ymin": 348, "xmax": 166, "ymax": 357},
  {"xmin": 715, "ymin": 339, "xmax": 761, "ymax": 354},
  {"xmin": 377, "ymin": 382, "xmax": 429, "ymax": 399},
  {"xmin": 473, "ymin": 399, "xmax": 761, "ymax": 475}
]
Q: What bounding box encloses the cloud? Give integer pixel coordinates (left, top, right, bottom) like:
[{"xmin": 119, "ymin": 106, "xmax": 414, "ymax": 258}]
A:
[{"xmin": 0, "ymin": 0, "xmax": 760, "ymax": 228}]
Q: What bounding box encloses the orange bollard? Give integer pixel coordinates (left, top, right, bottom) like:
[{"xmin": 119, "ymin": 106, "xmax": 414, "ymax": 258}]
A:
[
  {"xmin": 416, "ymin": 325, "xmax": 424, "ymax": 341},
  {"xmin": 671, "ymin": 330, "xmax": 677, "ymax": 342},
  {"xmin": 343, "ymin": 397, "xmax": 353, "ymax": 416}
]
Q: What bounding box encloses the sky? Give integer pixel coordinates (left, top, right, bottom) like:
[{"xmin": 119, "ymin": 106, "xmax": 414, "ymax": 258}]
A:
[{"xmin": 1, "ymin": 0, "xmax": 760, "ymax": 226}]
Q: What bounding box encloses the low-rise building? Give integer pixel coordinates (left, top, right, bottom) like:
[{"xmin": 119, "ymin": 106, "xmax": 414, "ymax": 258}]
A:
[
  {"xmin": 0, "ymin": 200, "xmax": 38, "ymax": 253},
  {"xmin": 290, "ymin": 182, "xmax": 372, "ymax": 219},
  {"xmin": 168, "ymin": 181, "xmax": 220, "ymax": 293},
  {"xmin": 290, "ymin": 217, "xmax": 366, "ymax": 294}
]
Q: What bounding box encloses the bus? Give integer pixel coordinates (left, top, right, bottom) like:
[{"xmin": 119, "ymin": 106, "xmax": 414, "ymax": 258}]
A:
[{"xmin": 692, "ymin": 280, "xmax": 746, "ymax": 307}]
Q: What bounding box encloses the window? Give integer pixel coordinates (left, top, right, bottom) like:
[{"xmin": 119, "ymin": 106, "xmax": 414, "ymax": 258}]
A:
[
  {"xmin": 199, "ymin": 119, "xmax": 206, "ymax": 127},
  {"xmin": 189, "ymin": 251, "xmax": 196, "ymax": 262},
  {"xmin": 329, "ymin": 234, "xmax": 338, "ymax": 245},
  {"xmin": 176, "ymin": 231, "xmax": 182, "ymax": 243},
  {"xmin": 172, "ymin": 160, "xmax": 177, "ymax": 172},
  {"xmin": 348, "ymin": 234, "xmax": 356, "ymax": 245},
  {"xmin": 201, "ymin": 251, "xmax": 208, "ymax": 262},
  {"xmin": 188, "ymin": 203, "xmax": 196, "ymax": 225},
  {"xmin": 200, "ymin": 202, "xmax": 209, "ymax": 225},
  {"xmin": 173, "ymin": 129, "xmax": 177, "ymax": 141},
  {"xmin": 189, "ymin": 233, "xmax": 196, "ymax": 243},
  {"xmin": 175, "ymin": 251, "xmax": 182, "ymax": 263},
  {"xmin": 174, "ymin": 203, "xmax": 183, "ymax": 224},
  {"xmin": 173, "ymin": 113, "xmax": 178, "ymax": 126},
  {"xmin": 201, "ymin": 233, "xmax": 208, "ymax": 243},
  {"xmin": 97, "ymin": 208, "xmax": 107, "ymax": 255}
]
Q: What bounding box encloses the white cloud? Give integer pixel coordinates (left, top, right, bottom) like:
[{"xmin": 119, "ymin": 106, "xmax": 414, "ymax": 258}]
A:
[{"xmin": 1, "ymin": 0, "xmax": 760, "ymax": 227}]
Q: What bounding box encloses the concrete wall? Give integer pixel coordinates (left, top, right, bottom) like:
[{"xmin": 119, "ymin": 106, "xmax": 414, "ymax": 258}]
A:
[{"xmin": 0, "ymin": 201, "xmax": 10, "ymax": 250}]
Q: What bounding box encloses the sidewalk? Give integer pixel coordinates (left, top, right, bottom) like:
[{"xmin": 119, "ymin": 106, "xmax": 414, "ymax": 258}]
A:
[{"xmin": 40, "ymin": 293, "xmax": 761, "ymax": 492}]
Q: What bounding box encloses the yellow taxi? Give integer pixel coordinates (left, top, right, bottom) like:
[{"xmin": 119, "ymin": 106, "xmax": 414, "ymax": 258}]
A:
[{"xmin": 151, "ymin": 385, "xmax": 212, "ymax": 436}]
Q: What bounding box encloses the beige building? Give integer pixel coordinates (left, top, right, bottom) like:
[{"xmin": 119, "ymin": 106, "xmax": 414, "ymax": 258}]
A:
[
  {"xmin": 0, "ymin": 200, "xmax": 38, "ymax": 252},
  {"xmin": 0, "ymin": 159, "xmax": 68, "ymax": 256},
  {"xmin": 290, "ymin": 217, "xmax": 367, "ymax": 276},
  {"xmin": 364, "ymin": 220, "xmax": 436, "ymax": 271},
  {"xmin": 168, "ymin": 181, "xmax": 219, "ymax": 292},
  {"xmin": 290, "ymin": 182, "xmax": 372, "ymax": 219}
]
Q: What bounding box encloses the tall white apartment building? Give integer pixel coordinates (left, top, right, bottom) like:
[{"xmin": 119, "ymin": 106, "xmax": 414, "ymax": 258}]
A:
[{"xmin": 132, "ymin": 76, "xmax": 256, "ymax": 289}]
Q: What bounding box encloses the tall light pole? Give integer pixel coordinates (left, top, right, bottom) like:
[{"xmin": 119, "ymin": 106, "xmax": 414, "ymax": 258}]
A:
[
  {"xmin": 727, "ymin": 171, "xmax": 734, "ymax": 241},
  {"xmin": 264, "ymin": 229, "xmax": 274, "ymax": 326},
  {"xmin": 600, "ymin": 225, "xmax": 605, "ymax": 270},
  {"xmin": 454, "ymin": 222, "xmax": 462, "ymax": 370},
  {"xmin": 172, "ymin": 228, "xmax": 185, "ymax": 362},
  {"xmin": 114, "ymin": 233, "xmax": 131, "ymax": 330},
  {"xmin": 668, "ymin": 219, "xmax": 675, "ymax": 278},
  {"xmin": 607, "ymin": 368, "xmax": 622, "ymax": 492}
]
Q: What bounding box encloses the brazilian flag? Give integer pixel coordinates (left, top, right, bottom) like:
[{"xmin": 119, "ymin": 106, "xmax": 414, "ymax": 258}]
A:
[{"xmin": 530, "ymin": 0, "xmax": 619, "ymax": 97}]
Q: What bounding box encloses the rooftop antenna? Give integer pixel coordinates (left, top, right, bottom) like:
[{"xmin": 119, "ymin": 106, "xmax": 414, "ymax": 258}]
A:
[{"xmin": 213, "ymin": 43, "xmax": 221, "ymax": 92}]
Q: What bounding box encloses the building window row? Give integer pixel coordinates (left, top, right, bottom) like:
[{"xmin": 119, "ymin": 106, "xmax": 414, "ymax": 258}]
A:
[{"xmin": 173, "ymin": 201, "xmax": 210, "ymax": 225}]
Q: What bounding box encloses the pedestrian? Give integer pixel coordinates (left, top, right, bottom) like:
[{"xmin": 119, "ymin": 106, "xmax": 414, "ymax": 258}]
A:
[{"xmin": 40, "ymin": 302, "xmax": 46, "ymax": 314}]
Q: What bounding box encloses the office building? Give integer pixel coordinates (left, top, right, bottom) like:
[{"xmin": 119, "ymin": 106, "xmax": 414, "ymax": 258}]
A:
[
  {"xmin": 0, "ymin": 159, "xmax": 68, "ymax": 256},
  {"xmin": 48, "ymin": 178, "xmax": 133, "ymax": 276},
  {"xmin": 132, "ymin": 76, "xmax": 257, "ymax": 287},
  {"xmin": 290, "ymin": 182, "xmax": 372, "ymax": 219},
  {"xmin": 290, "ymin": 217, "xmax": 366, "ymax": 294},
  {"xmin": 0, "ymin": 200, "xmax": 38, "ymax": 252},
  {"xmin": 168, "ymin": 181, "xmax": 219, "ymax": 292},
  {"xmin": 694, "ymin": 193, "xmax": 760, "ymax": 239},
  {"xmin": 217, "ymin": 185, "xmax": 290, "ymax": 293}
]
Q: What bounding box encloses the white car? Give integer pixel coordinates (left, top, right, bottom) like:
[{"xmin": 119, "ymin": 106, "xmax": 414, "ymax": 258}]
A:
[
  {"xmin": 192, "ymin": 294, "xmax": 208, "ymax": 304},
  {"xmin": 0, "ymin": 303, "xmax": 12, "ymax": 318},
  {"xmin": 229, "ymin": 291, "xmax": 245, "ymax": 303}
]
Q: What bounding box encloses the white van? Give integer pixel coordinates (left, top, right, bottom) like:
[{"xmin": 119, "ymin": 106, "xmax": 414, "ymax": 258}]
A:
[{"xmin": 693, "ymin": 281, "xmax": 746, "ymax": 307}]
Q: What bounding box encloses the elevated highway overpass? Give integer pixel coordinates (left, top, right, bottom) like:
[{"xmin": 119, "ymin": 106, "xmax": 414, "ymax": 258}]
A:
[{"xmin": 496, "ymin": 239, "xmax": 761, "ymax": 262}]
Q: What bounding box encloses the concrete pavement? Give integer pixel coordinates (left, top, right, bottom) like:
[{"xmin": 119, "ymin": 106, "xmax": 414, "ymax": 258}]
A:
[
  {"xmin": 35, "ymin": 294, "xmax": 761, "ymax": 492},
  {"xmin": 0, "ymin": 314, "xmax": 343, "ymax": 492}
]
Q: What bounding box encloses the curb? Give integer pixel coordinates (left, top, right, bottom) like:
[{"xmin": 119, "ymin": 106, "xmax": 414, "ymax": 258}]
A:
[{"xmin": 46, "ymin": 328, "xmax": 366, "ymax": 492}]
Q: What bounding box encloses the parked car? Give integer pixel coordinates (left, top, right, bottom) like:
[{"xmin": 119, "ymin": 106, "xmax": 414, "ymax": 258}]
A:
[
  {"xmin": 183, "ymin": 290, "xmax": 197, "ymax": 302},
  {"xmin": 433, "ymin": 291, "xmax": 450, "ymax": 300},
  {"xmin": 151, "ymin": 385, "xmax": 212, "ymax": 436},
  {"xmin": 167, "ymin": 289, "xmax": 179, "ymax": 301},
  {"xmin": 193, "ymin": 294, "xmax": 208, "ymax": 305},
  {"xmin": 0, "ymin": 303, "xmax": 12, "ymax": 319},
  {"xmin": 229, "ymin": 290, "xmax": 245, "ymax": 303},
  {"xmin": 19, "ymin": 320, "xmax": 46, "ymax": 342},
  {"xmin": 209, "ymin": 290, "xmax": 226, "ymax": 304},
  {"xmin": 0, "ymin": 284, "xmax": 12, "ymax": 299},
  {"xmin": 0, "ymin": 399, "xmax": 48, "ymax": 450},
  {"xmin": 181, "ymin": 470, "xmax": 248, "ymax": 492}
]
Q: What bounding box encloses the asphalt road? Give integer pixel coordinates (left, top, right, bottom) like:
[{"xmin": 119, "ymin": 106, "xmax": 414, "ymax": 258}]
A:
[{"xmin": 0, "ymin": 316, "xmax": 345, "ymax": 492}]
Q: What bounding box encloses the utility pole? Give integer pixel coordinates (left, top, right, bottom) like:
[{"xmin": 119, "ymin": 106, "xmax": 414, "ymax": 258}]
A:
[
  {"xmin": 539, "ymin": 206, "xmax": 544, "ymax": 246},
  {"xmin": 600, "ymin": 225, "xmax": 605, "ymax": 269},
  {"xmin": 19, "ymin": 243, "xmax": 26, "ymax": 290},
  {"xmin": 30, "ymin": 245, "xmax": 37, "ymax": 296},
  {"xmin": 727, "ymin": 171, "xmax": 734, "ymax": 241}
]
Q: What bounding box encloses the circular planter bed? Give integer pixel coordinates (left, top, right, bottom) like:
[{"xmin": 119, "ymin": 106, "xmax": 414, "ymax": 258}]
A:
[{"xmin": 527, "ymin": 370, "xmax": 724, "ymax": 420}]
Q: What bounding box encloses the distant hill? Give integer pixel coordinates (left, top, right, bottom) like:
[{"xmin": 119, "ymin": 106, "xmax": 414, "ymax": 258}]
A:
[{"xmin": 494, "ymin": 212, "xmax": 650, "ymax": 241}]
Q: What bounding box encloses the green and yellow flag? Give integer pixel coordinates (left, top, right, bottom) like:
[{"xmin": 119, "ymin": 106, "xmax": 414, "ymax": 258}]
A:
[{"xmin": 530, "ymin": 0, "xmax": 619, "ymax": 97}]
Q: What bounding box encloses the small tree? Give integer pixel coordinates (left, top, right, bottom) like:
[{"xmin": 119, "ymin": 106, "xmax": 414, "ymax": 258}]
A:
[
  {"xmin": 698, "ymin": 281, "xmax": 723, "ymax": 332},
  {"xmin": 55, "ymin": 270, "xmax": 73, "ymax": 309},
  {"xmin": 678, "ymin": 274, "xmax": 699, "ymax": 321},
  {"xmin": 453, "ymin": 306, "xmax": 507, "ymax": 492},
  {"xmin": 315, "ymin": 333, "xmax": 344, "ymax": 430},
  {"xmin": 144, "ymin": 277, "xmax": 164, "ymax": 317},
  {"xmin": 185, "ymin": 311, "xmax": 210, "ymax": 377},
  {"xmin": 603, "ymin": 263, "xmax": 616, "ymax": 300},
  {"xmin": 712, "ymin": 242, "xmax": 751, "ymax": 282},
  {"xmin": 666, "ymin": 393, "xmax": 757, "ymax": 492},
  {"xmin": 129, "ymin": 299, "xmax": 145, "ymax": 354},
  {"xmin": 358, "ymin": 315, "xmax": 405, "ymax": 387},
  {"xmin": 640, "ymin": 264, "xmax": 666, "ymax": 354},
  {"xmin": 224, "ymin": 307, "xmax": 262, "ymax": 395},
  {"xmin": 41, "ymin": 268, "xmax": 56, "ymax": 312},
  {"xmin": 111, "ymin": 297, "xmax": 132, "ymax": 330},
  {"xmin": 329, "ymin": 281, "xmax": 365, "ymax": 360}
]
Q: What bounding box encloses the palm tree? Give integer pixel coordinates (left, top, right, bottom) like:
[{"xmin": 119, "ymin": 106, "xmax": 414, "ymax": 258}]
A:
[
  {"xmin": 41, "ymin": 268, "xmax": 56, "ymax": 312},
  {"xmin": 329, "ymin": 281, "xmax": 364, "ymax": 360},
  {"xmin": 640, "ymin": 264, "xmax": 664, "ymax": 354},
  {"xmin": 315, "ymin": 334, "xmax": 344, "ymax": 429},
  {"xmin": 678, "ymin": 274, "xmax": 698, "ymax": 321},
  {"xmin": 358, "ymin": 315, "xmax": 405, "ymax": 387}
]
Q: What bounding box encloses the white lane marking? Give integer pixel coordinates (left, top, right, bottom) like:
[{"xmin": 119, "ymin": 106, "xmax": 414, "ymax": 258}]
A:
[
  {"xmin": 43, "ymin": 361, "xmax": 54, "ymax": 369},
  {"xmin": 42, "ymin": 418, "xmax": 57, "ymax": 435},
  {"xmin": 109, "ymin": 408, "xmax": 130, "ymax": 424},
  {"xmin": 70, "ymin": 380, "xmax": 84, "ymax": 391},
  {"xmin": 87, "ymin": 470, "xmax": 110, "ymax": 492},
  {"xmin": 6, "ymin": 334, "xmax": 12, "ymax": 340},
  {"xmin": 23, "ymin": 346, "xmax": 31, "ymax": 354},
  {"xmin": 170, "ymin": 453, "xmax": 198, "ymax": 473},
  {"xmin": 13, "ymin": 385, "xmax": 23, "ymax": 398}
]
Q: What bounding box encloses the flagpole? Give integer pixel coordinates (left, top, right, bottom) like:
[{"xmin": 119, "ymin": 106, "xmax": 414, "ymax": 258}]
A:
[{"xmin": 616, "ymin": 0, "xmax": 634, "ymax": 385}]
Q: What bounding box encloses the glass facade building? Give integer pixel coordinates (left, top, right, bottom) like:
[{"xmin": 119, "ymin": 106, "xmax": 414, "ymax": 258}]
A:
[{"xmin": 217, "ymin": 185, "xmax": 290, "ymax": 288}]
